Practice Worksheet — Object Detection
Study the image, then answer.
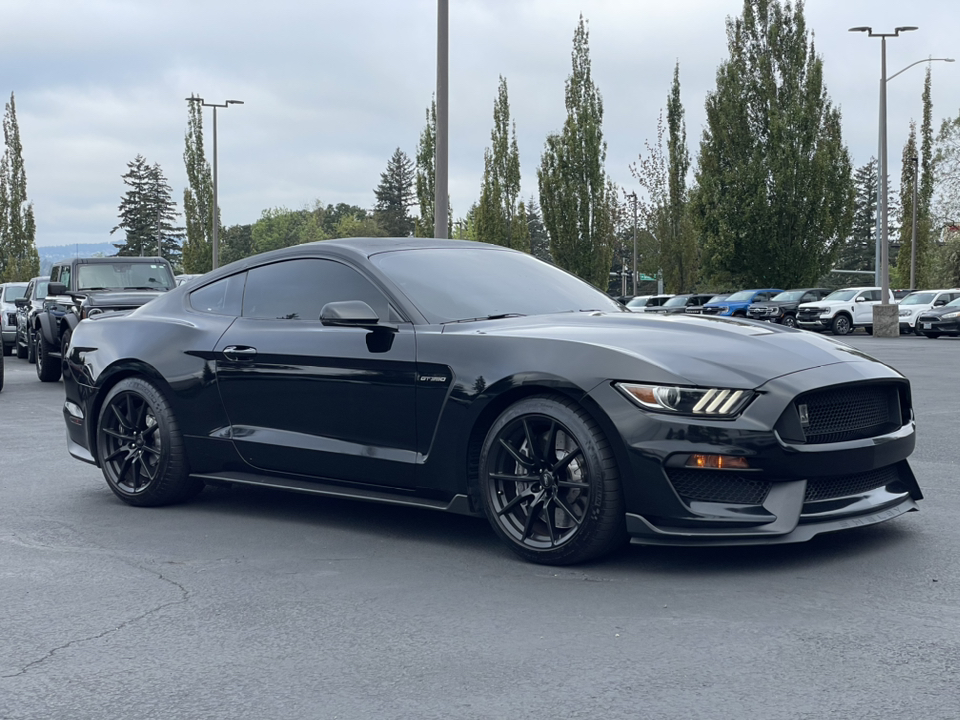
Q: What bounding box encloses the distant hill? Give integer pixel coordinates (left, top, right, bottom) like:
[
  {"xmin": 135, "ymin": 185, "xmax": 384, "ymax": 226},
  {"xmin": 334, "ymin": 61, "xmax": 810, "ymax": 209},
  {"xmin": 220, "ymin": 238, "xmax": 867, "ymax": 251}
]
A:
[{"xmin": 37, "ymin": 242, "xmax": 119, "ymax": 274}]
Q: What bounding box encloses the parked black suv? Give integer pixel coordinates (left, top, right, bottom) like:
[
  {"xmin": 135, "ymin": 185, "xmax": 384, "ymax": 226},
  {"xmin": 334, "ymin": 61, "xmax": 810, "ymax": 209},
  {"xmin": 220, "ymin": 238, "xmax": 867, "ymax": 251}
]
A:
[
  {"xmin": 33, "ymin": 257, "xmax": 176, "ymax": 381},
  {"xmin": 746, "ymin": 288, "xmax": 833, "ymax": 328},
  {"xmin": 13, "ymin": 276, "xmax": 49, "ymax": 362}
]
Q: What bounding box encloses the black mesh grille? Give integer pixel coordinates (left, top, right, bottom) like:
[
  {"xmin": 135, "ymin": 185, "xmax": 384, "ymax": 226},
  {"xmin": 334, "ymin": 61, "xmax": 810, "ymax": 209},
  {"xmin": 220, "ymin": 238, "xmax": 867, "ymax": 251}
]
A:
[
  {"xmin": 804, "ymin": 465, "xmax": 902, "ymax": 502},
  {"xmin": 667, "ymin": 469, "xmax": 771, "ymax": 505},
  {"xmin": 797, "ymin": 384, "xmax": 896, "ymax": 444}
]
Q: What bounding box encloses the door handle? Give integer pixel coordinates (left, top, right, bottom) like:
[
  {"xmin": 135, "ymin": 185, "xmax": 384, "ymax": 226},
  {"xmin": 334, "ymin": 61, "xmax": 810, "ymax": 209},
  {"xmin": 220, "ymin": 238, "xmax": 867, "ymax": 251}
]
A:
[{"xmin": 223, "ymin": 345, "xmax": 257, "ymax": 360}]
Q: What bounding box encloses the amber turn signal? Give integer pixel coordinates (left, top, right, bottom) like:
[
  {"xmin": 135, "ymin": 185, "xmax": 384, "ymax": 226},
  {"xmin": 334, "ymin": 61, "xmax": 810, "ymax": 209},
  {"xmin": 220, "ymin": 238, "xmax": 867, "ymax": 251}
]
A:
[{"xmin": 685, "ymin": 454, "xmax": 750, "ymax": 470}]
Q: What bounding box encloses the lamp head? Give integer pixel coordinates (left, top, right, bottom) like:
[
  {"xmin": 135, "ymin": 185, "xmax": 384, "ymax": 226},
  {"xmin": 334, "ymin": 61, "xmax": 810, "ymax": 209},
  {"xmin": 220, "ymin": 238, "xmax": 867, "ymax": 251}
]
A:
[
  {"xmin": 849, "ymin": 26, "xmax": 871, "ymax": 33},
  {"xmin": 226, "ymin": 100, "xmax": 245, "ymax": 105},
  {"xmin": 895, "ymin": 26, "xmax": 919, "ymax": 33}
]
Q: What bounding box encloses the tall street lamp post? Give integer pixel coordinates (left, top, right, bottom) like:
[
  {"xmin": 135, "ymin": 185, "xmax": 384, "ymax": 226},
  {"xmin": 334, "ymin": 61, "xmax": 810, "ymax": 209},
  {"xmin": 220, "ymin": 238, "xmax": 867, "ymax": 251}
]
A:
[
  {"xmin": 910, "ymin": 155, "xmax": 919, "ymax": 290},
  {"xmin": 849, "ymin": 25, "xmax": 916, "ymax": 338},
  {"xmin": 625, "ymin": 192, "xmax": 638, "ymax": 296},
  {"xmin": 434, "ymin": 0, "xmax": 449, "ymax": 239},
  {"xmin": 186, "ymin": 96, "xmax": 244, "ymax": 270}
]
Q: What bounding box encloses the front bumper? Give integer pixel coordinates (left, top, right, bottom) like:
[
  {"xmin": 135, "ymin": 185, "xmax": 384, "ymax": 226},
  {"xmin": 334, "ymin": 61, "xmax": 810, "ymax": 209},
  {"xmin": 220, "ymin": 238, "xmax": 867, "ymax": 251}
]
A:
[
  {"xmin": 589, "ymin": 361, "xmax": 920, "ymax": 546},
  {"xmin": 797, "ymin": 317, "xmax": 831, "ymax": 330},
  {"xmin": 917, "ymin": 317, "xmax": 960, "ymax": 335}
]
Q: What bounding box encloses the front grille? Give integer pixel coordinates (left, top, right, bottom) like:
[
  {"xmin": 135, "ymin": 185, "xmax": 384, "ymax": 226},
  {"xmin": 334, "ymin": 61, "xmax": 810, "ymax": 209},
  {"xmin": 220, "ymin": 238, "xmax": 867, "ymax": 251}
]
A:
[
  {"xmin": 804, "ymin": 464, "xmax": 902, "ymax": 502},
  {"xmin": 797, "ymin": 307, "xmax": 822, "ymax": 320},
  {"xmin": 667, "ymin": 468, "xmax": 771, "ymax": 505},
  {"xmin": 701, "ymin": 307, "xmax": 723, "ymax": 315},
  {"xmin": 796, "ymin": 384, "xmax": 898, "ymax": 444}
]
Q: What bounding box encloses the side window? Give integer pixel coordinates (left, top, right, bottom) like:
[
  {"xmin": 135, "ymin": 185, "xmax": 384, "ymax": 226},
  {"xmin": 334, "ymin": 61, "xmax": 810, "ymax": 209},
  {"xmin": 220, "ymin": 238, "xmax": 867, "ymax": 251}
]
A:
[
  {"xmin": 24, "ymin": 281, "xmax": 34, "ymax": 301},
  {"xmin": 50, "ymin": 266, "xmax": 61, "ymax": 283},
  {"xmin": 801, "ymin": 292, "xmax": 817, "ymax": 303},
  {"xmin": 241, "ymin": 259, "xmax": 390, "ymax": 321},
  {"xmin": 59, "ymin": 266, "xmax": 71, "ymax": 291},
  {"xmin": 865, "ymin": 290, "xmax": 880, "ymax": 302},
  {"xmin": 190, "ymin": 273, "xmax": 246, "ymax": 316}
]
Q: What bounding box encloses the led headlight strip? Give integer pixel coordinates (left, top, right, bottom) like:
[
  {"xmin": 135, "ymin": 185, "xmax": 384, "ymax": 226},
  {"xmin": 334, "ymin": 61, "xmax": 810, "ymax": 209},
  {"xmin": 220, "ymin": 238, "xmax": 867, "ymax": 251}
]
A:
[{"xmin": 616, "ymin": 382, "xmax": 754, "ymax": 418}]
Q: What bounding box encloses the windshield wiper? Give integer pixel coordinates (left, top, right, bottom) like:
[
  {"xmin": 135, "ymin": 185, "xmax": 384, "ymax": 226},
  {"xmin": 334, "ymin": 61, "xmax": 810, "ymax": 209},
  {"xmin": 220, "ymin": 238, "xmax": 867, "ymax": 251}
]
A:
[
  {"xmin": 125, "ymin": 286, "xmax": 167, "ymax": 291},
  {"xmin": 447, "ymin": 313, "xmax": 527, "ymax": 324}
]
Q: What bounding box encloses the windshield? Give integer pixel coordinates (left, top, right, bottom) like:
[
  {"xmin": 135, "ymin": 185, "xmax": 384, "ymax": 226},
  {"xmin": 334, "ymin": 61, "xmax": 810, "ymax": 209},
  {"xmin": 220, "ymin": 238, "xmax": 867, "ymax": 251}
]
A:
[
  {"xmin": 371, "ymin": 248, "xmax": 623, "ymax": 323},
  {"xmin": 76, "ymin": 262, "xmax": 175, "ymax": 291},
  {"xmin": 900, "ymin": 292, "xmax": 936, "ymax": 305},
  {"xmin": 723, "ymin": 290, "xmax": 757, "ymax": 303},
  {"xmin": 946, "ymin": 297, "xmax": 960, "ymax": 308},
  {"xmin": 626, "ymin": 297, "xmax": 651, "ymax": 307},
  {"xmin": 2, "ymin": 285, "xmax": 27, "ymax": 301},
  {"xmin": 663, "ymin": 295, "xmax": 692, "ymax": 307},
  {"xmin": 771, "ymin": 290, "xmax": 806, "ymax": 302},
  {"xmin": 35, "ymin": 281, "xmax": 49, "ymax": 298},
  {"xmin": 823, "ymin": 289, "xmax": 858, "ymax": 302}
]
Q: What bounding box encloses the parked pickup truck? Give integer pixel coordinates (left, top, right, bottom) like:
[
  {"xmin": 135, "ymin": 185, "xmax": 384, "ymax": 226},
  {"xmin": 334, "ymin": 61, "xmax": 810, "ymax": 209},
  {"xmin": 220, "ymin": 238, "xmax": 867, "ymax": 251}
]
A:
[
  {"xmin": 796, "ymin": 287, "xmax": 895, "ymax": 336},
  {"xmin": 33, "ymin": 257, "xmax": 176, "ymax": 381}
]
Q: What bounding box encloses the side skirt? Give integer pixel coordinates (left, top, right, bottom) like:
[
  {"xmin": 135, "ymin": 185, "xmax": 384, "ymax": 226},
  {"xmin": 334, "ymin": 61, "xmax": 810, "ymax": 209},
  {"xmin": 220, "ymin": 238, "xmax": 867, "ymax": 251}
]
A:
[{"xmin": 191, "ymin": 470, "xmax": 479, "ymax": 516}]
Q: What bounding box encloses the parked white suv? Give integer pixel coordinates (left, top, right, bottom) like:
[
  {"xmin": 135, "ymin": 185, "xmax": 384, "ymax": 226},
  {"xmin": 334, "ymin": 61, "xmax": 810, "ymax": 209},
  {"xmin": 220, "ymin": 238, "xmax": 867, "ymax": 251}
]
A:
[
  {"xmin": 897, "ymin": 289, "xmax": 960, "ymax": 334},
  {"xmin": 796, "ymin": 287, "xmax": 895, "ymax": 335},
  {"xmin": 1, "ymin": 282, "xmax": 28, "ymax": 356}
]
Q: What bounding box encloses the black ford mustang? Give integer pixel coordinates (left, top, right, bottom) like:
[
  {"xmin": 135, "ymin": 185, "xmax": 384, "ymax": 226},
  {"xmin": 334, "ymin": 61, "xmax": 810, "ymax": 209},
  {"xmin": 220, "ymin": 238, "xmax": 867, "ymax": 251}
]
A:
[{"xmin": 62, "ymin": 239, "xmax": 922, "ymax": 564}]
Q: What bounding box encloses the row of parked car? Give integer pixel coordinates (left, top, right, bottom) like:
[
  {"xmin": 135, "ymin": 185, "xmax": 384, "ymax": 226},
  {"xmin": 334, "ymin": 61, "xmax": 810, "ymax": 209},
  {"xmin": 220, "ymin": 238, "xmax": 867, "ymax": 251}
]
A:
[{"xmin": 623, "ymin": 286, "xmax": 960, "ymax": 338}]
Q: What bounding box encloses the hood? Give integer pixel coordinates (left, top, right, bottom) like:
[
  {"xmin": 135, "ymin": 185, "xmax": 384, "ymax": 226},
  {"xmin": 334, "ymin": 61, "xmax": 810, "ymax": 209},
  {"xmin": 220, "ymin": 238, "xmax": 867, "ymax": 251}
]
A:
[
  {"xmin": 442, "ymin": 312, "xmax": 888, "ymax": 388},
  {"xmin": 919, "ymin": 304, "xmax": 960, "ymax": 318},
  {"xmin": 82, "ymin": 290, "xmax": 168, "ymax": 307}
]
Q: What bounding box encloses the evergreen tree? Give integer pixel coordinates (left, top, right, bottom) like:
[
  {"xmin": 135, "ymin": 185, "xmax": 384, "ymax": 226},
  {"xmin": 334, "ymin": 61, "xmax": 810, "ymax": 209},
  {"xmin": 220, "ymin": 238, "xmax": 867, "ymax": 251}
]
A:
[
  {"xmin": 182, "ymin": 96, "xmax": 214, "ymax": 273},
  {"xmin": 525, "ymin": 197, "xmax": 552, "ymax": 262},
  {"xmin": 0, "ymin": 92, "xmax": 40, "ymax": 282},
  {"xmin": 415, "ymin": 98, "xmax": 437, "ymax": 237},
  {"xmin": 665, "ymin": 63, "xmax": 699, "ymax": 292},
  {"xmin": 219, "ymin": 223, "xmax": 255, "ymax": 266},
  {"xmin": 374, "ymin": 148, "xmax": 415, "ymax": 237},
  {"xmin": 537, "ymin": 15, "xmax": 616, "ymax": 289},
  {"xmin": 894, "ymin": 126, "xmax": 920, "ymax": 288},
  {"xmin": 838, "ymin": 158, "xmax": 878, "ymax": 273},
  {"xmin": 692, "ymin": 0, "xmax": 854, "ymax": 288},
  {"xmin": 111, "ymin": 157, "xmax": 183, "ymax": 261},
  {"xmin": 475, "ymin": 76, "xmax": 526, "ymax": 250}
]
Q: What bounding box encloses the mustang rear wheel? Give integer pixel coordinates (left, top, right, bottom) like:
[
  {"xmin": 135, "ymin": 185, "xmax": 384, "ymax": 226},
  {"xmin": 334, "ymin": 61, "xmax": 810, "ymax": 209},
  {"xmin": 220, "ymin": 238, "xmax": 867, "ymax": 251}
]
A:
[
  {"xmin": 96, "ymin": 377, "xmax": 202, "ymax": 507},
  {"xmin": 479, "ymin": 395, "xmax": 625, "ymax": 565}
]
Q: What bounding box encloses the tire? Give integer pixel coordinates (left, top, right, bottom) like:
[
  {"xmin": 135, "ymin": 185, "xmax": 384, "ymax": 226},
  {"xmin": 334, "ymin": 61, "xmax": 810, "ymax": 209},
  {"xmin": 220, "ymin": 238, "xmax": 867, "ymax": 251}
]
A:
[
  {"xmin": 96, "ymin": 377, "xmax": 203, "ymax": 507},
  {"xmin": 914, "ymin": 324, "xmax": 924, "ymax": 336},
  {"xmin": 864, "ymin": 326, "xmax": 873, "ymax": 335},
  {"xmin": 831, "ymin": 314, "xmax": 851, "ymax": 336},
  {"xmin": 923, "ymin": 332, "xmax": 942, "ymax": 339},
  {"xmin": 15, "ymin": 328, "xmax": 27, "ymax": 359},
  {"xmin": 61, "ymin": 328, "xmax": 72, "ymax": 360},
  {"xmin": 781, "ymin": 314, "xmax": 797, "ymax": 329},
  {"xmin": 2, "ymin": 342, "xmax": 10, "ymax": 357},
  {"xmin": 26, "ymin": 327, "xmax": 36, "ymax": 364},
  {"xmin": 479, "ymin": 395, "xmax": 626, "ymax": 565},
  {"xmin": 35, "ymin": 330, "xmax": 62, "ymax": 382}
]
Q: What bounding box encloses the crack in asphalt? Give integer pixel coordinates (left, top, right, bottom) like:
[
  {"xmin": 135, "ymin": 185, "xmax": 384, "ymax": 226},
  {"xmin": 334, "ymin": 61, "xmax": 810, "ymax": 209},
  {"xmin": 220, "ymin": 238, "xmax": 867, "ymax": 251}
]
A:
[{"xmin": 2, "ymin": 563, "xmax": 190, "ymax": 679}]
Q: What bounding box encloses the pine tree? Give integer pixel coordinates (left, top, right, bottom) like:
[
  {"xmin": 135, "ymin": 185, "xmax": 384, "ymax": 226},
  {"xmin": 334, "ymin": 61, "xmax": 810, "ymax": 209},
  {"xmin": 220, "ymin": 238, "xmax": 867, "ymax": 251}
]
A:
[
  {"xmin": 415, "ymin": 99, "xmax": 437, "ymax": 238},
  {"xmin": 692, "ymin": 0, "xmax": 854, "ymax": 288},
  {"xmin": 182, "ymin": 96, "xmax": 213, "ymax": 273},
  {"xmin": 475, "ymin": 76, "xmax": 526, "ymax": 250},
  {"xmin": 0, "ymin": 92, "xmax": 40, "ymax": 282},
  {"xmin": 111, "ymin": 156, "xmax": 183, "ymax": 261},
  {"xmin": 525, "ymin": 197, "xmax": 552, "ymax": 262},
  {"xmin": 373, "ymin": 148, "xmax": 415, "ymax": 237},
  {"xmin": 838, "ymin": 158, "xmax": 878, "ymax": 273},
  {"xmin": 537, "ymin": 15, "xmax": 616, "ymax": 289}
]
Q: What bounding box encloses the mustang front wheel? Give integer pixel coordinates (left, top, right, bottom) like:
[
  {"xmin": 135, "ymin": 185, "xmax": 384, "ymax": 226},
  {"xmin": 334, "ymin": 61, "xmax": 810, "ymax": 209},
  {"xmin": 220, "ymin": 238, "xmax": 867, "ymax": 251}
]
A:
[
  {"xmin": 479, "ymin": 395, "xmax": 625, "ymax": 565},
  {"xmin": 96, "ymin": 377, "xmax": 202, "ymax": 506}
]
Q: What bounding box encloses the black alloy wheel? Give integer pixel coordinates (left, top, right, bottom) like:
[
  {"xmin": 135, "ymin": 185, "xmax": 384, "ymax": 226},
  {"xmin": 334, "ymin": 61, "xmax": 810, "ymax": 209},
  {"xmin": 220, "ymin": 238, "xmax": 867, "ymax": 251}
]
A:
[
  {"xmin": 781, "ymin": 314, "xmax": 797, "ymax": 329},
  {"xmin": 96, "ymin": 377, "xmax": 202, "ymax": 506},
  {"xmin": 831, "ymin": 314, "xmax": 851, "ymax": 336},
  {"xmin": 35, "ymin": 331, "xmax": 61, "ymax": 382},
  {"xmin": 479, "ymin": 395, "xmax": 625, "ymax": 565},
  {"xmin": 15, "ymin": 327, "xmax": 27, "ymax": 359}
]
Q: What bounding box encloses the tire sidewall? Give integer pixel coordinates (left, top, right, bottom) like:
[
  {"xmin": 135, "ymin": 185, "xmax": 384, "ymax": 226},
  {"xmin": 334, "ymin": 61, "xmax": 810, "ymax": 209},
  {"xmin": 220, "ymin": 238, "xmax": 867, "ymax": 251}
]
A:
[
  {"xmin": 832, "ymin": 314, "xmax": 851, "ymax": 335},
  {"xmin": 781, "ymin": 314, "xmax": 797, "ymax": 328}
]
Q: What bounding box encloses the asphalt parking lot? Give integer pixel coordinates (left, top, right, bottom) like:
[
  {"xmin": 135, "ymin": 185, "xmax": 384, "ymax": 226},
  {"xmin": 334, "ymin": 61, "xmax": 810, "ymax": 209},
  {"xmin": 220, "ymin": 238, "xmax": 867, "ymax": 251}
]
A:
[{"xmin": 2, "ymin": 333, "xmax": 959, "ymax": 720}]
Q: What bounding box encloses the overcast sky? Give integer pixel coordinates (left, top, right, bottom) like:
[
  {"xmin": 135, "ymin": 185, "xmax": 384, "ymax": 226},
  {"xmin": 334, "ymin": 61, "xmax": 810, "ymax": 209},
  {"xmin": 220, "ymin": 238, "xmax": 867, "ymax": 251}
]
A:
[{"xmin": 4, "ymin": 0, "xmax": 958, "ymax": 247}]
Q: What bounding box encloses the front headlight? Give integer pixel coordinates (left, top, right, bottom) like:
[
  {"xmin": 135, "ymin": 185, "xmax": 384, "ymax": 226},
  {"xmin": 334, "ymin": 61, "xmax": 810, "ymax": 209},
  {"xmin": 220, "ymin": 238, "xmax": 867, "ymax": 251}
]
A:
[
  {"xmin": 942, "ymin": 311, "xmax": 960, "ymax": 319},
  {"xmin": 616, "ymin": 383, "xmax": 755, "ymax": 418},
  {"xmin": 819, "ymin": 308, "xmax": 833, "ymax": 316},
  {"xmin": 898, "ymin": 310, "xmax": 911, "ymax": 317}
]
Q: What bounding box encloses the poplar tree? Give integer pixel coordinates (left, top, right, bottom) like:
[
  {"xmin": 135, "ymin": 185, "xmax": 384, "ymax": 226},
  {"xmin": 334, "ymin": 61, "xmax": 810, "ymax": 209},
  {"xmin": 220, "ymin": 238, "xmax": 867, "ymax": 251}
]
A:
[
  {"xmin": 373, "ymin": 148, "xmax": 415, "ymax": 237},
  {"xmin": 476, "ymin": 76, "xmax": 526, "ymax": 250},
  {"xmin": 692, "ymin": 0, "xmax": 854, "ymax": 288},
  {"xmin": 665, "ymin": 63, "xmax": 699, "ymax": 292},
  {"xmin": 415, "ymin": 98, "xmax": 437, "ymax": 237},
  {"xmin": 0, "ymin": 92, "xmax": 40, "ymax": 282},
  {"xmin": 182, "ymin": 96, "xmax": 213, "ymax": 273},
  {"xmin": 538, "ymin": 15, "xmax": 616, "ymax": 289}
]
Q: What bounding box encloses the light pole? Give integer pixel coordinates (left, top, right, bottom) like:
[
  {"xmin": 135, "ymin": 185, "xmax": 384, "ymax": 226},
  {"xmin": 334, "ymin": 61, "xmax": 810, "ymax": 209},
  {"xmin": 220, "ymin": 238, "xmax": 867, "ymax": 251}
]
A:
[
  {"xmin": 185, "ymin": 95, "xmax": 244, "ymax": 270},
  {"xmin": 625, "ymin": 192, "xmax": 638, "ymax": 296},
  {"xmin": 434, "ymin": 0, "xmax": 449, "ymax": 239},
  {"xmin": 871, "ymin": 56, "xmax": 954, "ymax": 286}
]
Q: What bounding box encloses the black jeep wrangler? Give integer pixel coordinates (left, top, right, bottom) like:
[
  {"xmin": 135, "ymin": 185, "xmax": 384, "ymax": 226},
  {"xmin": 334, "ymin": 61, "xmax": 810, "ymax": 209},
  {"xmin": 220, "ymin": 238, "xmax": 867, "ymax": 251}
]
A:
[{"xmin": 33, "ymin": 257, "xmax": 177, "ymax": 381}]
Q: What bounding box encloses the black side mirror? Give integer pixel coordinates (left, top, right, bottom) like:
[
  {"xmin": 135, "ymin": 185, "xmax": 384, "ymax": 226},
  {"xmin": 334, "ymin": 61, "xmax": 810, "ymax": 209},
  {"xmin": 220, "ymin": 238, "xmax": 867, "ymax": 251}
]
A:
[
  {"xmin": 14, "ymin": 297, "xmax": 28, "ymax": 308},
  {"xmin": 320, "ymin": 300, "xmax": 397, "ymax": 331},
  {"xmin": 48, "ymin": 282, "xmax": 67, "ymax": 296},
  {"xmin": 934, "ymin": 299, "xmax": 946, "ymax": 307}
]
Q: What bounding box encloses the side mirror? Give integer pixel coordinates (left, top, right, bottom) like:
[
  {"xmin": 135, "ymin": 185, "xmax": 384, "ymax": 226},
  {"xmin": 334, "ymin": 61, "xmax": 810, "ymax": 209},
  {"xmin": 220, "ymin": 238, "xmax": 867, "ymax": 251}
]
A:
[
  {"xmin": 14, "ymin": 297, "xmax": 28, "ymax": 308},
  {"xmin": 320, "ymin": 300, "xmax": 396, "ymax": 331},
  {"xmin": 855, "ymin": 295, "xmax": 866, "ymax": 303},
  {"xmin": 934, "ymin": 299, "xmax": 946, "ymax": 307},
  {"xmin": 48, "ymin": 282, "xmax": 67, "ymax": 296}
]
